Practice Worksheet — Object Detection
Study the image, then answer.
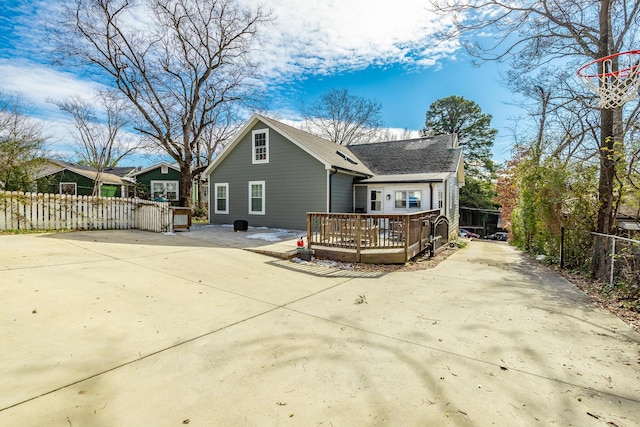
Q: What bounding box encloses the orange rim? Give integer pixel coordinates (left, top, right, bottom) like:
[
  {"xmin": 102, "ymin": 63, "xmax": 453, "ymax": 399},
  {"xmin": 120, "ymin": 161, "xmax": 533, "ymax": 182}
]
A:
[{"xmin": 577, "ymin": 49, "xmax": 640, "ymax": 78}]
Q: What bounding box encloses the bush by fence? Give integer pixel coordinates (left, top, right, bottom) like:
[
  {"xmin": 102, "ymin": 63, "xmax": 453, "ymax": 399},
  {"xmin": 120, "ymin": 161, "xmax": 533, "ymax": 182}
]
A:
[{"xmin": 0, "ymin": 191, "xmax": 172, "ymax": 233}]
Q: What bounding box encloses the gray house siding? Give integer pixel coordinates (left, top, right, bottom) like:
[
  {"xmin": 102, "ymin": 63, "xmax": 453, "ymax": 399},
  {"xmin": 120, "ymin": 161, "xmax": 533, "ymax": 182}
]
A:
[
  {"xmin": 330, "ymin": 172, "xmax": 355, "ymax": 213},
  {"xmin": 208, "ymin": 121, "xmax": 328, "ymax": 230}
]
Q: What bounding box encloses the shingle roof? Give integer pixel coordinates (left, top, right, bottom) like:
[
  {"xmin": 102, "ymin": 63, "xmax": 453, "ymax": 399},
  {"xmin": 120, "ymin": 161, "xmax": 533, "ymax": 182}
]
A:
[
  {"xmin": 37, "ymin": 159, "xmax": 128, "ymax": 185},
  {"xmin": 348, "ymin": 135, "xmax": 462, "ymax": 176},
  {"xmin": 257, "ymin": 115, "xmax": 374, "ymax": 176},
  {"xmin": 104, "ymin": 166, "xmax": 137, "ymax": 177},
  {"xmin": 130, "ymin": 162, "xmax": 181, "ymax": 177},
  {"xmin": 204, "ymin": 114, "xmax": 463, "ymax": 181}
]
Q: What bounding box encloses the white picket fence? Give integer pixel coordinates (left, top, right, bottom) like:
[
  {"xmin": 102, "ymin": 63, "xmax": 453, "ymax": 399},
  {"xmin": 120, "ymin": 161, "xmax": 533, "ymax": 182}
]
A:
[{"xmin": 0, "ymin": 191, "xmax": 172, "ymax": 233}]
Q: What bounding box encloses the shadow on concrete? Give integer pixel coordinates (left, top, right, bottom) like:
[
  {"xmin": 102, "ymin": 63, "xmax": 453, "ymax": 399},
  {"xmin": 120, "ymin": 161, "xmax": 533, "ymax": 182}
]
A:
[
  {"xmin": 39, "ymin": 225, "xmax": 302, "ymax": 253},
  {"xmin": 267, "ymin": 259, "xmax": 387, "ymax": 279}
]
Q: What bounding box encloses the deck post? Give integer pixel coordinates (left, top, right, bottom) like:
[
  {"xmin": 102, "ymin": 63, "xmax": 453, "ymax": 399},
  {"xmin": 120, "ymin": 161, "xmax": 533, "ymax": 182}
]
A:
[
  {"xmin": 404, "ymin": 215, "xmax": 409, "ymax": 262},
  {"xmin": 306, "ymin": 213, "xmax": 312, "ymax": 249},
  {"xmin": 355, "ymin": 214, "xmax": 362, "ymax": 262},
  {"xmin": 429, "ymin": 221, "xmax": 435, "ymax": 257}
]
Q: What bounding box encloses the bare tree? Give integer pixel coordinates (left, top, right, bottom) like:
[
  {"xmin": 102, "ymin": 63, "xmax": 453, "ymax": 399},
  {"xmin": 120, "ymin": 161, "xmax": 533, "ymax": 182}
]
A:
[
  {"xmin": 52, "ymin": 92, "xmax": 142, "ymax": 196},
  {"xmin": 302, "ymin": 88, "xmax": 383, "ymax": 146},
  {"xmin": 0, "ymin": 92, "xmax": 47, "ymax": 192},
  {"xmin": 431, "ymin": 0, "xmax": 640, "ymax": 279},
  {"xmin": 192, "ymin": 105, "xmax": 241, "ymax": 213},
  {"xmin": 54, "ymin": 0, "xmax": 269, "ymax": 206},
  {"xmin": 372, "ymin": 127, "xmax": 414, "ymax": 142}
]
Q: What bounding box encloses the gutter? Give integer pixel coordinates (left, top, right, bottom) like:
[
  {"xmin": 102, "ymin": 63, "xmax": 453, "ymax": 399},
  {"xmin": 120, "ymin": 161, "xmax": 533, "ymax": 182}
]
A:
[
  {"xmin": 430, "ymin": 182, "xmax": 435, "ymax": 210},
  {"xmin": 328, "ymin": 168, "xmax": 338, "ymax": 212}
]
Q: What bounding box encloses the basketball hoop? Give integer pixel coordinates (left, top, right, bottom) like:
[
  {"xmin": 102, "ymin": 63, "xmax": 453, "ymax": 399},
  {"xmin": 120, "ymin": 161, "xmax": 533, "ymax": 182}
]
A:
[{"xmin": 577, "ymin": 50, "xmax": 640, "ymax": 109}]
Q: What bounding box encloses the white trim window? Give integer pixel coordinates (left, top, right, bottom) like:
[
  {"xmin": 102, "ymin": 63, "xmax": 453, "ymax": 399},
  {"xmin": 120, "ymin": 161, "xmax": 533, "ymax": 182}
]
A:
[
  {"xmin": 151, "ymin": 180, "xmax": 179, "ymax": 201},
  {"xmin": 394, "ymin": 190, "xmax": 421, "ymax": 209},
  {"xmin": 214, "ymin": 183, "xmax": 229, "ymax": 214},
  {"xmin": 370, "ymin": 189, "xmax": 382, "ymax": 212},
  {"xmin": 251, "ymin": 129, "xmax": 269, "ymax": 164},
  {"xmin": 59, "ymin": 182, "xmax": 77, "ymax": 196},
  {"xmin": 248, "ymin": 181, "xmax": 265, "ymax": 215},
  {"xmin": 438, "ymin": 189, "xmax": 444, "ymax": 209}
]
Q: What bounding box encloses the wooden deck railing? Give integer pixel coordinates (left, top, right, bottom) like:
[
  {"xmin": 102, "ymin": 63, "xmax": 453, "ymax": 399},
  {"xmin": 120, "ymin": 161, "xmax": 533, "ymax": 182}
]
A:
[{"xmin": 307, "ymin": 210, "xmax": 448, "ymax": 264}]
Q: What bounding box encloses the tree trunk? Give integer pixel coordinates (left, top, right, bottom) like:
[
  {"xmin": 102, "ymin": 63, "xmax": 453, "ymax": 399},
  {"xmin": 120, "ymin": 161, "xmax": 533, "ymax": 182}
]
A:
[
  {"xmin": 593, "ymin": 107, "xmax": 616, "ymax": 279},
  {"xmin": 197, "ymin": 177, "xmax": 207, "ymax": 213},
  {"xmin": 592, "ymin": 0, "xmax": 614, "ymax": 281},
  {"xmin": 179, "ymin": 160, "xmax": 193, "ymax": 208},
  {"xmin": 93, "ymin": 170, "xmax": 103, "ymax": 197}
]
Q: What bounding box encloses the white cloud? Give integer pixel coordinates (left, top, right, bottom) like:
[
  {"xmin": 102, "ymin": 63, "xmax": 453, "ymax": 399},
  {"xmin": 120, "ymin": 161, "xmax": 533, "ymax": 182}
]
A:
[
  {"xmin": 3, "ymin": 1, "xmax": 459, "ymax": 107},
  {"xmin": 244, "ymin": 0, "xmax": 458, "ymax": 81},
  {"xmin": 2, "ymin": 0, "xmax": 460, "ymax": 161},
  {"xmin": 0, "ymin": 59, "xmax": 104, "ymax": 112}
]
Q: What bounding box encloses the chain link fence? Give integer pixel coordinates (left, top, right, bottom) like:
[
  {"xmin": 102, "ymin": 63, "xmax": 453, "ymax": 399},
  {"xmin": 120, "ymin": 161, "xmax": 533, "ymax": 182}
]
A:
[{"xmin": 561, "ymin": 229, "xmax": 639, "ymax": 306}]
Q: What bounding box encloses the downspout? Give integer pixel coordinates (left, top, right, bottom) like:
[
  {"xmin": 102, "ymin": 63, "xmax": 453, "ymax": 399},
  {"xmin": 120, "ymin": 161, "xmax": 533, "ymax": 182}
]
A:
[
  {"xmin": 429, "ymin": 182, "xmax": 434, "ymax": 210},
  {"xmin": 328, "ymin": 168, "xmax": 338, "ymax": 212}
]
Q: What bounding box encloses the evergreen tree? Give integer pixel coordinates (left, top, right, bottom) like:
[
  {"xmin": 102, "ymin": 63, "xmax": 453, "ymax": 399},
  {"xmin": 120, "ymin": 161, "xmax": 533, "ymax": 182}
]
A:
[{"xmin": 422, "ymin": 96, "xmax": 497, "ymax": 208}]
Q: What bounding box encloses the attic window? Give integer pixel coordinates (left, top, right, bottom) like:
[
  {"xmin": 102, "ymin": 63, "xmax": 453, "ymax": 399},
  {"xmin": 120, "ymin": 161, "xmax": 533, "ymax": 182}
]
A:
[
  {"xmin": 252, "ymin": 129, "xmax": 269, "ymax": 164},
  {"xmin": 161, "ymin": 165, "xmax": 168, "ymax": 174},
  {"xmin": 336, "ymin": 150, "xmax": 358, "ymax": 165}
]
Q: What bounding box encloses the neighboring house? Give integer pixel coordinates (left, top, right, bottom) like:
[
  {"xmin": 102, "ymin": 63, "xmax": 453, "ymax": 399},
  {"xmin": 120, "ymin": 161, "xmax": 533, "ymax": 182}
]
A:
[
  {"xmin": 131, "ymin": 162, "xmax": 181, "ymax": 203},
  {"xmin": 617, "ymin": 203, "xmax": 640, "ymax": 238},
  {"xmin": 204, "ymin": 114, "xmax": 464, "ymax": 233},
  {"xmin": 35, "ymin": 159, "xmax": 134, "ymax": 197}
]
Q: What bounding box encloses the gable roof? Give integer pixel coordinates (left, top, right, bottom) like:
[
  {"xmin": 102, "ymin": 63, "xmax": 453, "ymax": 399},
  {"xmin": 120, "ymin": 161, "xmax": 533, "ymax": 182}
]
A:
[
  {"xmin": 348, "ymin": 135, "xmax": 462, "ymax": 175},
  {"xmin": 104, "ymin": 166, "xmax": 137, "ymax": 177},
  {"xmin": 36, "ymin": 159, "xmax": 127, "ymax": 185},
  {"xmin": 203, "ymin": 114, "xmax": 373, "ymax": 177},
  {"xmin": 203, "ymin": 114, "xmax": 465, "ymax": 185},
  {"xmin": 131, "ymin": 162, "xmax": 180, "ymax": 177}
]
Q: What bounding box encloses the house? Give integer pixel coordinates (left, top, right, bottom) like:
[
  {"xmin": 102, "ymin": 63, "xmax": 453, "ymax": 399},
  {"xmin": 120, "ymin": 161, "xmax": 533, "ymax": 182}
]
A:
[
  {"xmin": 348, "ymin": 136, "xmax": 464, "ymax": 234},
  {"xmin": 617, "ymin": 203, "xmax": 640, "ymax": 238},
  {"xmin": 131, "ymin": 162, "xmax": 181, "ymax": 203},
  {"xmin": 204, "ymin": 114, "xmax": 464, "ymax": 233},
  {"xmin": 35, "ymin": 159, "xmax": 135, "ymax": 197}
]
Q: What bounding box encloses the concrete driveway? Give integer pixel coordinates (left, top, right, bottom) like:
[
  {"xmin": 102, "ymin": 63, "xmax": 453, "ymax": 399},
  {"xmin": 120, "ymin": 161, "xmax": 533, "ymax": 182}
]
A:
[{"xmin": 1, "ymin": 230, "xmax": 639, "ymax": 426}]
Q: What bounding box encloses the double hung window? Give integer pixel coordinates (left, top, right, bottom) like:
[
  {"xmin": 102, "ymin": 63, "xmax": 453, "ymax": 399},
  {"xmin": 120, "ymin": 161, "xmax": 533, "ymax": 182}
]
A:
[
  {"xmin": 214, "ymin": 183, "xmax": 229, "ymax": 214},
  {"xmin": 249, "ymin": 181, "xmax": 265, "ymax": 215},
  {"xmin": 370, "ymin": 190, "xmax": 382, "ymax": 211},
  {"xmin": 252, "ymin": 129, "xmax": 269, "ymax": 164}
]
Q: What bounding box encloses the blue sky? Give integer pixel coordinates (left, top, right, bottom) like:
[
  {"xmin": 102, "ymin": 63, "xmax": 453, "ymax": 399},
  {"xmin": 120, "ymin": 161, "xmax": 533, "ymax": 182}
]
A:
[{"xmin": 0, "ymin": 0, "xmax": 523, "ymax": 166}]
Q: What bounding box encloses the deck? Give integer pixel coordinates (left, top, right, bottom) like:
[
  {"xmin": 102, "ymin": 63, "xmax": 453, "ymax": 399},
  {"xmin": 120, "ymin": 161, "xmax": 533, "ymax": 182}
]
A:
[{"xmin": 306, "ymin": 210, "xmax": 449, "ymax": 264}]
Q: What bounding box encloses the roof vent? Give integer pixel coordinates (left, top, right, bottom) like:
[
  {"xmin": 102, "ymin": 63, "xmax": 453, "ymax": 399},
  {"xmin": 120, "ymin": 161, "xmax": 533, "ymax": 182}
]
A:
[{"xmin": 336, "ymin": 150, "xmax": 358, "ymax": 165}]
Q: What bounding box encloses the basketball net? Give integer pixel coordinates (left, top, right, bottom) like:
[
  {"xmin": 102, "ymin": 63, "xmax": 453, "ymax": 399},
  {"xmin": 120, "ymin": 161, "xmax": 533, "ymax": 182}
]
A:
[{"xmin": 577, "ymin": 50, "xmax": 640, "ymax": 109}]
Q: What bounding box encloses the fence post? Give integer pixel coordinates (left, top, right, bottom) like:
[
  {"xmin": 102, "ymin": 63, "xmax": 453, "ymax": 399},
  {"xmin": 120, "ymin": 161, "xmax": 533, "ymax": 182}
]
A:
[
  {"xmin": 306, "ymin": 214, "xmax": 312, "ymax": 249},
  {"xmin": 429, "ymin": 221, "xmax": 435, "ymax": 257},
  {"xmin": 560, "ymin": 226, "xmax": 565, "ymax": 269},
  {"xmin": 610, "ymin": 237, "xmax": 616, "ymax": 287}
]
